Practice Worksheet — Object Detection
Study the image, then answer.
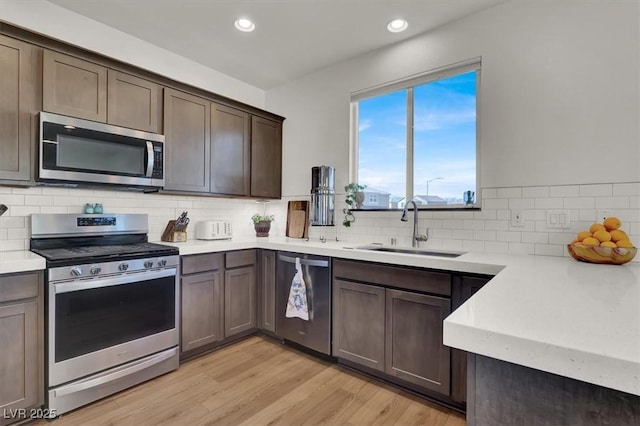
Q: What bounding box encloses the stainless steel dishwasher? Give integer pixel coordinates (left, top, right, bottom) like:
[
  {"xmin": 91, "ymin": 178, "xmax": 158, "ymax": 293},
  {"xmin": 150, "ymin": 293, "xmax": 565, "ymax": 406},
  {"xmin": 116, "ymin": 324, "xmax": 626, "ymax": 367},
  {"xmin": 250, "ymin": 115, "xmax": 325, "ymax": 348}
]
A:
[{"xmin": 276, "ymin": 251, "xmax": 331, "ymax": 355}]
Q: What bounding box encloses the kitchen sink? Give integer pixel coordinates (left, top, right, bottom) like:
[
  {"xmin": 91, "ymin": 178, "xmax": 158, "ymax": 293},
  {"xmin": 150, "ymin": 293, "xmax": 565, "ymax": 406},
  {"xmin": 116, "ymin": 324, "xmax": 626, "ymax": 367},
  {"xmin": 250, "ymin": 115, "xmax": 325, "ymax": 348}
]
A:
[{"xmin": 352, "ymin": 245, "xmax": 466, "ymax": 258}]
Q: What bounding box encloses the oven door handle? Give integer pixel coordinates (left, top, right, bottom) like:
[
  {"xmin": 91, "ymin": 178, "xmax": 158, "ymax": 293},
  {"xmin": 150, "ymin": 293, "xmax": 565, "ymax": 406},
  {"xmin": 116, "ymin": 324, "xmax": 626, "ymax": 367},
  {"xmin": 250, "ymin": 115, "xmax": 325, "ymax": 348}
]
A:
[
  {"xmin": 53, "ymin": 347, "xmax": 178, "ymax": 397},
  {"xmin": 54, "ymin": 269, "xmax": 176, "ymax": 294}
]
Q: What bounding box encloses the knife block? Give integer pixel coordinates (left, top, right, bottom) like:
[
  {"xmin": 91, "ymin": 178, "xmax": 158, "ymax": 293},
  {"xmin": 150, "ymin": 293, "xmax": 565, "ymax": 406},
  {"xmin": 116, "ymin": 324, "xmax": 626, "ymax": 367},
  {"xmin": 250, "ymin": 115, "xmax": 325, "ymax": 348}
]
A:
[{"xmin": 161, "ymin": 220, "xmax": 187, "ymax": 242}]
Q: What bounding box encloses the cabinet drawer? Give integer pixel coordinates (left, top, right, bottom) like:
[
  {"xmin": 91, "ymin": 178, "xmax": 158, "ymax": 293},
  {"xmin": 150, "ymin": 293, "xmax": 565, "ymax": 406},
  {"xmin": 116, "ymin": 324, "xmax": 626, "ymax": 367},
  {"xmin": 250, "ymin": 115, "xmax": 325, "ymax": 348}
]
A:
[
  {"xmin": 0, "ymin": 272, "xmax": 40, "ymax": 303},
  {"xmin": 333, "ymin": 259, "xmax": 451, "ymax": 297},
  {"xmin": 181, "ymin": 253, "xmax": 223, "ymax": 275},
  {"xmin": 225, "ymin": 250, "xmax": 256, "ymax": 269}
]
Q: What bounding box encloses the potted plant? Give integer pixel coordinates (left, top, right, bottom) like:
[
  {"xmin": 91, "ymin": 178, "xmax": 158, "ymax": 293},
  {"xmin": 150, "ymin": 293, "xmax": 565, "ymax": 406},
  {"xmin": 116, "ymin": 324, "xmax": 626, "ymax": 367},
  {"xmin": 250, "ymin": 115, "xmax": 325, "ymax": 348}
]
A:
[
  {"xmin": 343, "ymin": 183, "xmax": 366, "ymax": 227},
  {"xmin": 251, "ymin": 213, "xmax": 274, "ymax": 237}
]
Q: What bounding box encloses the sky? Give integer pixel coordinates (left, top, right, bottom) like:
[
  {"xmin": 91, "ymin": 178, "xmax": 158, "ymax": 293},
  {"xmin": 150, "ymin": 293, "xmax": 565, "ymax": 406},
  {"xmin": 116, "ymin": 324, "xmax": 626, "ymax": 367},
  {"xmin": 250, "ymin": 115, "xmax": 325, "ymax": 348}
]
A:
[{"xmin": 358, "ymin": 71, "xmax": 477, "ymax": 204}]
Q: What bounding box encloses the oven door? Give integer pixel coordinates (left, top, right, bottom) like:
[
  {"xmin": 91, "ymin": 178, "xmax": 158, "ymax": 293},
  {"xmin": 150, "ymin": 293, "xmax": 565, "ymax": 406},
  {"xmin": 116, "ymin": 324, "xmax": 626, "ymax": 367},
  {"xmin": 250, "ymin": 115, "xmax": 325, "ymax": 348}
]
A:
[
  {"xmin": 48, "ymin": 268, "xmax": 178, "ymax": 386},
  {"xmin": 39, "ymin": 112, "xmax": 164, "ymax": 188}
]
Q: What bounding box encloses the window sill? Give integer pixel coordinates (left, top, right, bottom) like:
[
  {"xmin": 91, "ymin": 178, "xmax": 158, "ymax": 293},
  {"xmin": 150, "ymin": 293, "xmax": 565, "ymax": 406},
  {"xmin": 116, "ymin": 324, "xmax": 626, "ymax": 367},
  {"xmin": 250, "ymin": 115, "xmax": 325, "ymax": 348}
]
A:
[{"xmin": 349, "ymin": 207, "xmax": 481, "ymax": 212}]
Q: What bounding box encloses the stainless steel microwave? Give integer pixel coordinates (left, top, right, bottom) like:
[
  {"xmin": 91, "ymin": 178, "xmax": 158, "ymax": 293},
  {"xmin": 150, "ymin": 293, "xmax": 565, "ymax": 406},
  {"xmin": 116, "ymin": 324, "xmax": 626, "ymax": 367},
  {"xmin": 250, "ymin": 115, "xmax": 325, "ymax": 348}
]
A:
[{"xmin": 39, "ymin": 112, "xmax": 165, "ymax": 189}]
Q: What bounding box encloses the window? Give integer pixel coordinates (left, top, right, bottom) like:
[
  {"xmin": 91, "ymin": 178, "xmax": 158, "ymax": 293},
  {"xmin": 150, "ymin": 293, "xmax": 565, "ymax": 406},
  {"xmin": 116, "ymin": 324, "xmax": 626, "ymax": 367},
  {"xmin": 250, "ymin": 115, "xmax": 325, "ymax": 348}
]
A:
[{"xmin": 351, "ymin": 59, "xmax": 480, "ymax": 209}]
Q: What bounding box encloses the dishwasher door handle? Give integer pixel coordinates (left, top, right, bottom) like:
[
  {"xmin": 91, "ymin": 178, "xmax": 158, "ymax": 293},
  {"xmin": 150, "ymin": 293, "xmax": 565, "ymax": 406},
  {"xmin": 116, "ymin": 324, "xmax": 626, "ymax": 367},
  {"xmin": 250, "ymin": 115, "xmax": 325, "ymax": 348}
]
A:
[{"xmin": 279, "ymin": 255, "xmax": 329, "ymax": 268}]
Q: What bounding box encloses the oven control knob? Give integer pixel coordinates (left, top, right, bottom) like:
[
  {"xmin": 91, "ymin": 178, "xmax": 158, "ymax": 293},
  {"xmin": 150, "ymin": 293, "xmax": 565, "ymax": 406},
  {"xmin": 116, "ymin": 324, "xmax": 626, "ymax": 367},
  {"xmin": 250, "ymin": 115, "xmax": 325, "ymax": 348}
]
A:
[
  {"xmin": 159, "ymin": 259, "xmax": 167, "ymax": 267},
  {"xmin": 118, "ymin": 263, "xmax": 129, "ymax": 272},
  {"xmin": 90, "ymin": 266, "xmax": 102, "ymax": 275},
  {"xmin": 144, "ymin": 260, "xmax": 154, "ymax": 269},
  {"xmin": 70, "ymin": 267, "xmax": 83, "ymax": 277}
]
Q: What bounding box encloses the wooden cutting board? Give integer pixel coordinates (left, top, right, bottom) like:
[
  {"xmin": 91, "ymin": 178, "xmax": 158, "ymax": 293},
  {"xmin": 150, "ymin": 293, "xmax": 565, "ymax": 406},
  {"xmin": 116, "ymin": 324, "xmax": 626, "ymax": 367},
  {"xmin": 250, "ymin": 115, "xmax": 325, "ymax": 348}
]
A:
[
  {"xmin": 286, "ymin": 201, "xmax": 309, "ymax": 239},
  {"xmin": 288, "ymin": 210, "xmax": 306, "ymax": 238}
]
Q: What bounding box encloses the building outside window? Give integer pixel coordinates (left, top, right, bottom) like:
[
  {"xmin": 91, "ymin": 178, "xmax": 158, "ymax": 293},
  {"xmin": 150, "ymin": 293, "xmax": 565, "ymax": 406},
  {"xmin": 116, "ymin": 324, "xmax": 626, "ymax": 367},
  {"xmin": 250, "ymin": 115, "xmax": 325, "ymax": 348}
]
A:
[{"xmin": 351, "ymin": 59, "xmax": 480, "ymax": 209}]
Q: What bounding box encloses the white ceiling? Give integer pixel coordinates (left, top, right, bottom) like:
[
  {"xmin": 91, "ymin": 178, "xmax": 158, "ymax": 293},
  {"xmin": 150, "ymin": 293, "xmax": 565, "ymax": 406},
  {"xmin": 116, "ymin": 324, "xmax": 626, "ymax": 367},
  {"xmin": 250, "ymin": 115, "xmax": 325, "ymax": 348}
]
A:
[{"xmin": 49, "ymin": 0, "xmax": 505, "ymax": 90}]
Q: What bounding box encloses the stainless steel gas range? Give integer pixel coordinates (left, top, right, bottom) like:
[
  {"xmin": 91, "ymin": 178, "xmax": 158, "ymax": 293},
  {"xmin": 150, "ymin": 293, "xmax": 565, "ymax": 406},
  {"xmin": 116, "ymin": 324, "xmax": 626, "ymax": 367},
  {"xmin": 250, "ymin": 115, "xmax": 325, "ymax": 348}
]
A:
[{"xmin": 30, "ymin": 214, "xmax": 180, "ymax": 416}]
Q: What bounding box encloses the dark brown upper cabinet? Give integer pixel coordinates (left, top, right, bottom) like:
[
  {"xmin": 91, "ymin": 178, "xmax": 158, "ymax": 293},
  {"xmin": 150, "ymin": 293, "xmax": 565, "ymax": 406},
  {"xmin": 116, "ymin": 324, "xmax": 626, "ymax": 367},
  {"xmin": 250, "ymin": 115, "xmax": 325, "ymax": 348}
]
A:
[
  {"xmin": 43, "ymin": 50, "xmax": 162, "ymax": 133},
  {"xmin": 43, "ymin": 50, "xmax": 107, "ymax": 122},
  {"xmin": 250, "ymin": 116, "xmax": 282, "ymax": 199},
  {"xmin": 0, "ymin": 35, "xmax": 40, "ymax": 184},
  {"xmin": 163, "ymin": 88, "xmax": 211, "ymax": 193},
  {"xmin": 210, "ymin": 103, "xmax": 250, "ymax": 196},
  {"xmin": 107, "ymin": 70, "xmax": 162, "ymax": 134}
]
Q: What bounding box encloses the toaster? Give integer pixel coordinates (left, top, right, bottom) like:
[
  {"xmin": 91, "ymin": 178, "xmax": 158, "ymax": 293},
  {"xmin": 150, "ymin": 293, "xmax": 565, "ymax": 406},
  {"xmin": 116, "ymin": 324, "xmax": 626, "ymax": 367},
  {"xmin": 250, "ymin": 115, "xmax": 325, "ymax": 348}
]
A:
[{"xmin": 195, "ymin": 220, "xmax": 232, "ymax": 240}]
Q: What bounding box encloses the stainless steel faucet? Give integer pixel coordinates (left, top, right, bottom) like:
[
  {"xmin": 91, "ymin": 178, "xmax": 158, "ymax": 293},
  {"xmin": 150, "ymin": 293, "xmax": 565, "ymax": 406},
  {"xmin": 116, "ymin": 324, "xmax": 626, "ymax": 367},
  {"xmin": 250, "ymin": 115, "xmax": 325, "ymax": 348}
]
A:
[{"xmin": 400, "ymin": 200, "xmax": 429, "ymax": 247}]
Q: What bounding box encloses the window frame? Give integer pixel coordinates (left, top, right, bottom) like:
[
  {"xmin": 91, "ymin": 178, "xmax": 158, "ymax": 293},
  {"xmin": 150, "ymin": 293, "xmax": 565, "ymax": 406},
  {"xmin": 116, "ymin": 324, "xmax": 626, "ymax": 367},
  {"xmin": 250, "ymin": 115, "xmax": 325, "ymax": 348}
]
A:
[{"xmin": 350, "ymin": 57, "xmax": 481, "ymax": 210}]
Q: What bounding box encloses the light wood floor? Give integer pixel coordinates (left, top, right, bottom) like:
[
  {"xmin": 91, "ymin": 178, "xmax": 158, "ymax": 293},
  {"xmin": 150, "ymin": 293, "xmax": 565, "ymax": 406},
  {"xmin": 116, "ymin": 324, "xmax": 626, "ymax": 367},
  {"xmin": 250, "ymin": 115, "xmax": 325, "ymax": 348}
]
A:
[{"xmin": 38, "ymin": 336, "xmax": 466, "ymax": 425}]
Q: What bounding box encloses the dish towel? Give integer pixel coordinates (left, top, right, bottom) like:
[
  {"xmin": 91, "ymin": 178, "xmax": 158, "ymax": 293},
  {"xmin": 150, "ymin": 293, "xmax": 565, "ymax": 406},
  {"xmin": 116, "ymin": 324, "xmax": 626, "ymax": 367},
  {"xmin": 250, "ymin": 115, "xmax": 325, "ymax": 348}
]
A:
[{"xmin": 286, "ymin": 257, "xmax": 309, "ymax": 320}]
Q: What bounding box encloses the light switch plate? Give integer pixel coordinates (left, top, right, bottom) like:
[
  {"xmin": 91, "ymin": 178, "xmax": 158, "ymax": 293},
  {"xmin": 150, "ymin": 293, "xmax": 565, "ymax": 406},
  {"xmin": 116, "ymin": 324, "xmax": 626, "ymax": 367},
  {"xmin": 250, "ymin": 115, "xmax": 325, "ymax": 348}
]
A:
[{"xmin": 546, "ymin": 210, "xmax": 571, "ymax": 229}]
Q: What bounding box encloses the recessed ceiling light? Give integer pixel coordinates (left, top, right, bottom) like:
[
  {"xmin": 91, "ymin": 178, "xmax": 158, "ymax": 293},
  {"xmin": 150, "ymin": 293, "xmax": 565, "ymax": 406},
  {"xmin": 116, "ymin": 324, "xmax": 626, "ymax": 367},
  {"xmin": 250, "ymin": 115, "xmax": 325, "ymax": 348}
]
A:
[
  {"xmin": 234, "ymin": 18, "xmax": 255, "ymax": 32},
  {"xmin": 387, "ymin": 18, "xmax": 408, "ymax": 33}
]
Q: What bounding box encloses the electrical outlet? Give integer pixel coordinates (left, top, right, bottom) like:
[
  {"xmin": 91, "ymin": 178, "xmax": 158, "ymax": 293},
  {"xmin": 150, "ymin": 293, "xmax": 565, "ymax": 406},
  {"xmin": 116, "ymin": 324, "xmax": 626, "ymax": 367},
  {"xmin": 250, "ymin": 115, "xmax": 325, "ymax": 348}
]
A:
[
  {"xmin": 546, "ymin": 210, "xmax": 571, "ymax": 229},
  {"xmin": 511, "ymin": 209, "xmax": 525, "ymax": 227},
  {"xmin": 597, "ymin": 209, "xmax": 610, "ymax": 222}
]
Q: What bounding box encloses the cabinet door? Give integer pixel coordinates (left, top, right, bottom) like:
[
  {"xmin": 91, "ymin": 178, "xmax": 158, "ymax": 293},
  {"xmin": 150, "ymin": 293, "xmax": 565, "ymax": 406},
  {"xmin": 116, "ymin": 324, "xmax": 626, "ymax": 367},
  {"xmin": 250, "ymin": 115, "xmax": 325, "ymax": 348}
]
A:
[
  {"xmin": 0, "ymin": 300, "xmax": 39, "ymax": 419},
  {"xmin": 224, "ymin": 266, "xmax": 256, "ymax": 337},
  {"xmin": 210, "ymin": 103, "xmax": 250, "ymax": 195},
  {"xmin": 0, "ymin": 35, "xmax": 38, "ymax": 183},
  {"xmin": 43, "ymin": 50, "xmax": 107, "ymax": 122},
  {"xmin": 250, "ymin": 116, "xmax": 282, "ymax": 199},
  {"xmin": 385, "ymin": 289, "xmax": 451, "ymax": 395},
  {"xmin": 332, "ymin": 279, "xmax": 385, "ymax": 371},
  {"xmin": 181, "ymin": 271, "xmax": 223, "ymax": 352},
  {"xmin": 107, "ymin": 70, "xmax": 162, "ymax": 133},
  {"xmin": 258, "ymin": 250, "xmax": 276, "ymax": 333},
  {"xmin": 451, "ymin": 275, "xmax": 491, "ymax": 403},
  {"xmin": 163, "ymin": 88, "xmax": 211, "ymax": 192}
]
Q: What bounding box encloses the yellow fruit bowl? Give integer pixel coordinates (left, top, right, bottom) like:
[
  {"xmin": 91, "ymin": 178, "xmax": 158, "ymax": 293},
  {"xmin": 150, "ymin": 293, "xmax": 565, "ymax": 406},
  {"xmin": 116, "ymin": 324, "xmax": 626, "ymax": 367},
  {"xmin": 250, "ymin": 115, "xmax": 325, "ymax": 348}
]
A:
[{"xmin": 567, "ymin": 243, "xmax": 637, "ymax": 265}]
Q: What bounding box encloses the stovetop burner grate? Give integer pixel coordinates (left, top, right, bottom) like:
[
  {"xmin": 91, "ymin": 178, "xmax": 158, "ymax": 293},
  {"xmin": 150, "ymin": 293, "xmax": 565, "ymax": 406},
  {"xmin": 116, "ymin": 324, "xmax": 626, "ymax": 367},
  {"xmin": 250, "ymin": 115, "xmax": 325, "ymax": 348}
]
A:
[{"xmin": 31, "ymin": 241, "xmax": 179, "ymax": 265}]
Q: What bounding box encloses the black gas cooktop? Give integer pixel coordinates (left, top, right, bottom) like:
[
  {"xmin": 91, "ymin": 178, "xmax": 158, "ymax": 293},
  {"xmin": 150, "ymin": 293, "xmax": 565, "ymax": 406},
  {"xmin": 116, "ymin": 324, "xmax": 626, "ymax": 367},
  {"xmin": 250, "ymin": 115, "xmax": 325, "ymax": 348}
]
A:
[{"xmin": 32, "ymin": 241, "xmax": 178, "ymax": 262}]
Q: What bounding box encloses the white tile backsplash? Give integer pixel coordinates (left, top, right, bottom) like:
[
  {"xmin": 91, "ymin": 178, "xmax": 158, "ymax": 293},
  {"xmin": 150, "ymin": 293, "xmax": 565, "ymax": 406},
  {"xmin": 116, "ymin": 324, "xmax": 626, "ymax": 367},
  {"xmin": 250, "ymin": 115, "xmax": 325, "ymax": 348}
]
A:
[
  {"xmin": 1, "ymin": 183, "xmax": 638, "ymax": 264},
  {"xmin": 324, "ymin": 183, "xmax": 640, "ymax": 263}
]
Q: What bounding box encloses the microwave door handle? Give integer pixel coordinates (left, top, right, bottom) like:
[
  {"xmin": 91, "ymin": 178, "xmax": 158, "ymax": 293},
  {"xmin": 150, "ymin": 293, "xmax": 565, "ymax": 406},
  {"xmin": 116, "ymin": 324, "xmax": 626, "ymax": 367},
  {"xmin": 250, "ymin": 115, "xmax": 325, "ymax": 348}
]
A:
[{"xmin": 145, "ymin": 141, "xmax": 154, "ymax": 178}]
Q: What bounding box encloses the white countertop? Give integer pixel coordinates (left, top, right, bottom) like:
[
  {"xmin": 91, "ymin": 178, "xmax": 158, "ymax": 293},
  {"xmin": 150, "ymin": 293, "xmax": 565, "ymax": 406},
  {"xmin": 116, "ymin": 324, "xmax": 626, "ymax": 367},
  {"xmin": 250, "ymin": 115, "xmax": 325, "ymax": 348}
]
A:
[
  {"xmin": 443, "ymin": 252, "xmax": 640, "ymax": 396},
  {"xmin": 4, "ymin": 237, "xmax": 639, "ymax": 395},
  {"xmin": 0, "ymin": 250, "xmax": 47, "ymax": 274}
]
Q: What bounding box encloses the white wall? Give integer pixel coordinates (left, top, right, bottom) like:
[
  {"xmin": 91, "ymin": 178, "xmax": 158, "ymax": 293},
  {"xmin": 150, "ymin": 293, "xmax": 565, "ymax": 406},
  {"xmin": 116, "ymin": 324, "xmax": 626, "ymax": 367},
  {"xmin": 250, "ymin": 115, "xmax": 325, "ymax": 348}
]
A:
[
  {"xmin": 266, "ymin": 0, "xmax": 640, "ymax": 197},
  {"xmin": 0, "ymin": 0, "xmax": 265, "ymax": 107}
]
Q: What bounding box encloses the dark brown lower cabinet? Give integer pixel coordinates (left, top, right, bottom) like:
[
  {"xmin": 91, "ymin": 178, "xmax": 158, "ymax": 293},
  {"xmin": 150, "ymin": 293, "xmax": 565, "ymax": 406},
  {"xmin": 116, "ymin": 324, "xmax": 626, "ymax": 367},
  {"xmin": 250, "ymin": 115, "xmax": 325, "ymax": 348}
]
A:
[
  {"xmin": 180, "ymin": 271, "xmax": 223, "ymax": 352},
  {"xmin": 0, "ymin": 271, "xmax": 44, "ymax": 426},
  {"xmin": 385, "ymin": 289, "xmax": 451, "ymax": 394},
  {"xmin": 181, "ymin": 251, "xmax": 258, "ymax": 356},
  {"xmin": 450, "ymin": 275, "xmax": 491, "ymax": 404},
  {"xmin": 332, "ymin": 279, "xmax": 385, "ymax": 372},
  {"xmin": 468, "ymin": 353, "xmax": 640, "ymax": 426},
  {"xmin": 332, "ymin": 259, "xmax": 454, "ymax": 399},
  {"xmin": 224, "ymin": 266, "xmax": 256, "ymax": 337},
  {"xmin": 257, "ymin": 250, "xmax": 276, "ymax": 333}
]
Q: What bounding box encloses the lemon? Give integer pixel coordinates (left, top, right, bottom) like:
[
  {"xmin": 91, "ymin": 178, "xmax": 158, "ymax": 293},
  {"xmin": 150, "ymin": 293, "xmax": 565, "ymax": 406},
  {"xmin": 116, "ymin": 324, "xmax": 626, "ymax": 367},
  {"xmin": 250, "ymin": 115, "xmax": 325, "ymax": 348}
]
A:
[
  {"xmin": 589, "ymin": 223, "xmax": 606, "ymax": 234},
  {"xmin": 600, "ymin": 241, "xmax": 616, "ymax": 248},
  {"xmin": 582, "ymin": 237, "xmax": 600, "ymax": 246},
  {"xmin": 577, "ymin": 231, "xmax": 592, "ymax": 242},
  {"xmin": 593, "ymin": 230, "xmax": 612, "ymax": 243},
  {"xmin": 616, "ymin": 240, "xmax": 634, "ymax": 248},
  {"xmin": 603, "ymin": 217, "xmax": 622, "ymax": 231},
  {"xmin": 610, "ymin": 229, "xmax": 628, "ymax": 242}
]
